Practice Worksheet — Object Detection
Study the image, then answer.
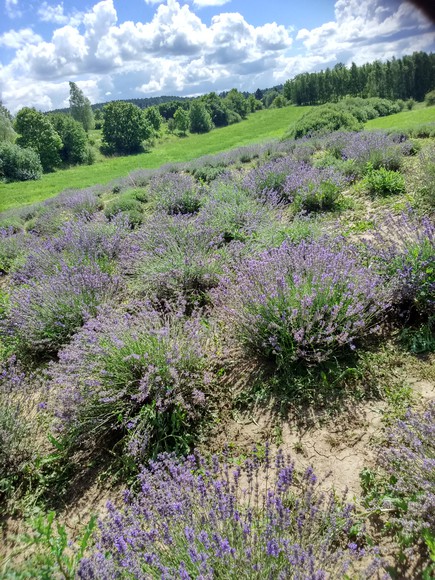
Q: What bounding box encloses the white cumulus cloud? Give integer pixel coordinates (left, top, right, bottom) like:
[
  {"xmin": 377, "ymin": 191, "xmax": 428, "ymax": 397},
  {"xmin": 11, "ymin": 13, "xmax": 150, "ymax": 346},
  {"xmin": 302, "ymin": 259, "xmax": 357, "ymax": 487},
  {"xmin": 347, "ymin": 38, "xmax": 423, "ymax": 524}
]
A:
[{"xmin": 0, "ymin": 28, "xmax": 43, "ymax": 49}]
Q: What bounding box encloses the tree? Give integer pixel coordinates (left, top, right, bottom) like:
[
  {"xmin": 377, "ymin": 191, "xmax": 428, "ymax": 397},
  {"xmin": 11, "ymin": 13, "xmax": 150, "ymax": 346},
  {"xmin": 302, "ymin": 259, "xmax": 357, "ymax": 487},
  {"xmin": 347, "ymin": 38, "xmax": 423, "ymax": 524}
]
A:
[
  {"xmin": 247, "ymin": 94, "xmax": 263, "ymax": 113},
  {"xmin": 0, "ymin": 102, "xmax": 16, "ymax": 143},
  {"xmin": 49, "ymin": 113, "xmax": 90, "ymax": 165},
  {"xmin": 0, "ymin": 141, "xmax": 42, "ymax": 181},
  {"xmin": 102, "ymin": 101, "xmax": 152, "ymax": 154},
  {"xmin": 189, "ymin": 101, "xmax": 213, "ymax": 134},
  {"xmin": 224, "ymin": 88, "xmax": 248, "ymax": 118},
  {"xmin": 15, "ymin": 107, "xmax": 62, "ymax": 172},
  {"xmin": 174, "ymin": 107, "xmax": 190, "ymax": 135},
  {"xmin": 271, "ymin": 95, "xmax": 287, "ymax": 108},
  {"xmin": 201, "ymin": 92, "xmax": 229, "ymax": 127},
  {"xmin": 69, "ymin": 82, "xmax": 94, "ymax": 131},
  {"xmin": 144, "ymin": 106, "xmax": 163, "ymax": 134}
]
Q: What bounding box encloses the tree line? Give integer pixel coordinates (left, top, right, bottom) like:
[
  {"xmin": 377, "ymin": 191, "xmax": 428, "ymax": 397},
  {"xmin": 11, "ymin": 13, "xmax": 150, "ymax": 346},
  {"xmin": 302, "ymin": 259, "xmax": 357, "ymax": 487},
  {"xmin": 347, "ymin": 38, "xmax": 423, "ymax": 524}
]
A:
[{"xmin": 284, "ymin": 52, "xmax": 435, "ymax": 105}]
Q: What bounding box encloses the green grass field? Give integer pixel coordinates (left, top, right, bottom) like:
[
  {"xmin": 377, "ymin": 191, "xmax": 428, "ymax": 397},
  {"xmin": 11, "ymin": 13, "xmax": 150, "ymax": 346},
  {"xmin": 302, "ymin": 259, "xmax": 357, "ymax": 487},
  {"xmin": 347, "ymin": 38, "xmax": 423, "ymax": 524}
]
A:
[
  {"xmin": 0, "ymin": 106, "xmax": 309, "ymax": 213},
  {"xmin": 366, "ymin": 105, "xmax": 435, "ymax": 130}
]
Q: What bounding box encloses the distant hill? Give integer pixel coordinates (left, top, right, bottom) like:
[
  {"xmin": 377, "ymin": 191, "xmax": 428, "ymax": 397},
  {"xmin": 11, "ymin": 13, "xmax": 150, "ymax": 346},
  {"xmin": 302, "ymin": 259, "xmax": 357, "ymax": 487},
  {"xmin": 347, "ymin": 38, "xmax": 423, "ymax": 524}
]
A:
[{"xmin": 49, "ymin": 95, "xmax": 191, "ymax": 115}]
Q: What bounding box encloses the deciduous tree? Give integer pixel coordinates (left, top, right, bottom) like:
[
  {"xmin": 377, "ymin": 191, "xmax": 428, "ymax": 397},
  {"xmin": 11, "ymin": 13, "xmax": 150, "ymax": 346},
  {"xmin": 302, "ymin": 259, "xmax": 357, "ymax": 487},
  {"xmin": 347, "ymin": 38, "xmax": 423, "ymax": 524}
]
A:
[
  {"xmin": 69, "ymin": 82, "xmax": 95, "ymax": 132},
  {"xmin": 102, "ymin": 101, "xmax": 152, "ymax": 154},
  {"xmin": 15, "ymin": 107, "xmax": 62, "ymax": 172}
]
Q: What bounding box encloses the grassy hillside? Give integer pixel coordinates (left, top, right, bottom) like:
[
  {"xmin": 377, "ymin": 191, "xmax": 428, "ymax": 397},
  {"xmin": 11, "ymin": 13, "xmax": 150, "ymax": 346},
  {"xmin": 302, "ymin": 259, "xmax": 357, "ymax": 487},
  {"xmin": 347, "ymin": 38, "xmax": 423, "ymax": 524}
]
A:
[
  {"xmin": 366, "ymin": 104, "xmax": 435, "ymax": 130},
  {"xmin": 0, "ymin": 106, "xmax": 309, "ymax": 212}
]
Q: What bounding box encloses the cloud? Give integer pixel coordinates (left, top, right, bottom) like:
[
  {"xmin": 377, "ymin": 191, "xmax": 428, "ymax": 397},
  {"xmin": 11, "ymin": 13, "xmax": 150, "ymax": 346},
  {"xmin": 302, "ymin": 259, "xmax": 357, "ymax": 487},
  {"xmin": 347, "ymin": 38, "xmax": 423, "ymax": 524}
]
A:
[
  {"xmin": 0, "ymin": 28, "xmax": 43, "ymax": 49},
  {"xmin": 37, "ymin": 2, "xmax": 84, "ymax": 27},
  {"xmin": 1, "ymin": 0, "xmax": 434, "ymax": 113},
  {"xmin": 295, "ymin": 0, "xmax": 434, "ymax": 64},
  {"xmin": 193, "ymin": 0, "xmax": 231, "ymax": 6},
  {"xmin": 5, "ymin": 0, "xmax": 21, "ymax": 18}
]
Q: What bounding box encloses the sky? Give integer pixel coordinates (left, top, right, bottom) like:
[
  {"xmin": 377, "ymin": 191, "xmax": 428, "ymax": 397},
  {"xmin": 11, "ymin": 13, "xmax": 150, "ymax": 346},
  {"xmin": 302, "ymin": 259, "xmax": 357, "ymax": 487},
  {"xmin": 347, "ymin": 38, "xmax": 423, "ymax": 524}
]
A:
[{"xmin": 0, "ymin": 0, "xmax": 434, "ymax": 113}]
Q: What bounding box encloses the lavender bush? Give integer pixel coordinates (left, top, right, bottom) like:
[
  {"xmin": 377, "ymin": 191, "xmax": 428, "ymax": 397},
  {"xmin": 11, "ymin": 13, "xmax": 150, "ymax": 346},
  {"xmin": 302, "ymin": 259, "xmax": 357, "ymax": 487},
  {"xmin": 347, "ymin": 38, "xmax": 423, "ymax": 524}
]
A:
[
  {"xmin": 282, "ymin": 164, "xmax": 348, "ymax": 212},
  {"xmin": 378, "ymin": 403, "xmax": 435, "ymax": 537},
  {"xmin": 324, "ymin": 131, "xmax": 413, "ymax": 176},
  {"xmin": 242, "ymin": 155, "xmax": 300, "ymax": 203},
  {"xmin": 79, "ymin": 447, "xmax": 381, "ymax": 579},
  {"xmin": 149, "ymin": 172, "xmax": 204, "ymax": 215},
  {"xmin": 213, "ymin": 238, "xmax": 390, "ymax": 365},
  {"xmin": 54, "ymin": 187, "xmax": 104, "ymax": 217},
  {"xmin": 51, "ymin": 302, "xmax": 209, "ymax": 462},
  {"xmin": 0, "ymin": 228, "xmax": 29, "ymax": 274},
  {"xmin": 0, "ymin": 356, "xmax": 35, "ymax": 504},
  {"xmin": 13, "ymin": 215, "xmax": 129, "ymax": 283},
  {"xmin": 243, "ymin": 156, "xmax": 347, "ymax": 211},
  {"xmin": 416, "ymin": 143, "xmax": 435, "ymax": 209},
  {"xmin": 198, "ymin": 184, "xmax": 275, "ymax": 243},
  {"xmin": 366, "ymin": 212, "xmax": 435, "ymax": 319},
  {"xmin": 121, "ymin": 213, "xmax": 229, "ymax": 304},
  {"xmin": 2, "ymin": 263, "xmax": 121, "ymax": 357}
]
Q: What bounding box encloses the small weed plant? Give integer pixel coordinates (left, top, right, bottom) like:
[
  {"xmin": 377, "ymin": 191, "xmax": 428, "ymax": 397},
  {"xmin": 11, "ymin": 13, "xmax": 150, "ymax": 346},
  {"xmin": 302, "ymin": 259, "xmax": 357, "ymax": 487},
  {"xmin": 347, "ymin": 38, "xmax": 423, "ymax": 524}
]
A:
[{"xmin": 364, "ymin": 164, "xmax": 406, "ymax": 196}]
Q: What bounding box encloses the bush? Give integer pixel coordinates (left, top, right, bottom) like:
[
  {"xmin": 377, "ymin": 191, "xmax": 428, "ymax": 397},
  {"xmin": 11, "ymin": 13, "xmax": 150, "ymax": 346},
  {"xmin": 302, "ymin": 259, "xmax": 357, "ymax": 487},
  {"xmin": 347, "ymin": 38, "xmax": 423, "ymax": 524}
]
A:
[
  {"xmin": 417, "ymin": 143, "xmax": 435, "ymax": 208},
  {"xmin": 149, "ymin": 172, "xmax": 203, "ymax": 215},
  {"xmin": 242, "ymin": 155, "xmax": 299, "ymax": 203},
  {"xmin": 285, "ymin": 105, "xmax": 362, "ymax": 140},
  {"xmin": 282, "ymin": 164, "xmax": 348, "ymax": 212},
  {"xmin": 13, "ymin": 217, "xmax": 129, "ymax": 283},
  {"xmin": 2, "ymin": 264, "xmax": 121, "ymax": 358},
  {"xmin": 0, "ymin": 357, "xmax": 35, "ymax": 504},
  {"xmin": 325, "ymin": 131, "xmax": 411, "ymax": 176},
  {"xmin": 79, "ymin": 447, "xmax": 381, "ymax": 579},
  {"xmin": 51, "ymin": 304, "xmax": 209, "ymax": 463},
  {"xmin": 364, "ymin": 166, "xmax": 406, "ymax": 196},
  {"xmin": 120, "ymin": 213, "xmax": 229, "ymax": 304},
  {"xmin": 0, "ymin": 229, "xmax": 28, "ymax": 274},
  {"xmin": 198, "ymin": 184, "xmax": 274, "ymax": 243},
  {"xmin": 367, "ymin": 212, "xmax": 435, "ymax": 320},
  {"xmin": 213, "ymin": 238, "xmax": 390, "ymax": 366},
  {"xmin": 104, "ymin": 195, "xmax": 144, "ymax": 228},
  {"xmin": 0, "ymin": 141, "xmax": 42, "ymax": 182},
  {"xmin": 378, "ymin": 403, "xmax": 435, "ymax": 538},
  {"xmin": 424, "ymin": 89, "xmax": 435, "ymax": 107}
]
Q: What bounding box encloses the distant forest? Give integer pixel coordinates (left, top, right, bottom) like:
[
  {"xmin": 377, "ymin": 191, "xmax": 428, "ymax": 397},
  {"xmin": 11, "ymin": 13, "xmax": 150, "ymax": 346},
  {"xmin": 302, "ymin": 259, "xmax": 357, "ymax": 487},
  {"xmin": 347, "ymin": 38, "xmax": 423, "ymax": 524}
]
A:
[
  {"xmin": 50, "ymin": 95, "xmax": 190, "ymax": 115},
  {"xmin": 284, "ymin": 52, "xmax": 435, "ymax": 105}
]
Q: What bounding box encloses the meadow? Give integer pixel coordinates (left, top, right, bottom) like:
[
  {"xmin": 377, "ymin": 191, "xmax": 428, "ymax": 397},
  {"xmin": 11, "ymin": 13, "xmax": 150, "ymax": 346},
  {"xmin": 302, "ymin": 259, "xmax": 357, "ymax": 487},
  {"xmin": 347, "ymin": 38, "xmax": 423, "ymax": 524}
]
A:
[
  {"xmin": 0, "ymin": 107, "xmax": 434, "ymax": 579},
  {"xmin": 366, "ymin": 103, "xmax": 435, "ymax": 130}
]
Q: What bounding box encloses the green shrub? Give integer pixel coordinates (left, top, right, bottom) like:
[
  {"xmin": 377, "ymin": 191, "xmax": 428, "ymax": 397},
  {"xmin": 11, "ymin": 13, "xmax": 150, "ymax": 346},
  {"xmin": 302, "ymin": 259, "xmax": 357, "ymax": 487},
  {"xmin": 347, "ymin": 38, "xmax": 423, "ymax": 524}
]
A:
[
  {"xmin": 0, "ymin": 142, "xmax": 42, "ymax": 182},
  {"xmin": 364, "ymin": 166, "xmax": 406, "ymax": 196},
  {"xmin": 1, "ymin": 511, "xmax": 96, "ymax": 579},
  {"xmin": 417, "ymin": 144, "xmax": 435, "ymax": 208},
  {"xmin": 285, "ymin": 105, "xmax": 362, "ymax": 139},
  {"xmin": 104, "ymin": 195, "xmax": 144, "ymax": 227},
  {"xmin": 424, "ymin": 89, "xmax": 435, "ymax": 107}
]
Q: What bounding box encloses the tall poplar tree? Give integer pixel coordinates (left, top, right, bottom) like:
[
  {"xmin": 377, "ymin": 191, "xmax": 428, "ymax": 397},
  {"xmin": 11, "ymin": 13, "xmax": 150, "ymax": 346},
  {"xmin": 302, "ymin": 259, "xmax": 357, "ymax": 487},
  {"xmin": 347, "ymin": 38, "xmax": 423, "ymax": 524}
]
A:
[{"xmin": 69, "ymin": 82, "xmax": 95, "ymax": 132}]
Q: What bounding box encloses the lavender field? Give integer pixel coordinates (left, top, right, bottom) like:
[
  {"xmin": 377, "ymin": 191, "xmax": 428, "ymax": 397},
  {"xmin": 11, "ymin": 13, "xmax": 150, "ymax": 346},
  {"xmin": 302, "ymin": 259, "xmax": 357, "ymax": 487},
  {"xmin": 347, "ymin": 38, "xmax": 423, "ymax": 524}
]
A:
[{"xmin": 0, "ymin": 128, "xmax": 434, "ymax": 578}]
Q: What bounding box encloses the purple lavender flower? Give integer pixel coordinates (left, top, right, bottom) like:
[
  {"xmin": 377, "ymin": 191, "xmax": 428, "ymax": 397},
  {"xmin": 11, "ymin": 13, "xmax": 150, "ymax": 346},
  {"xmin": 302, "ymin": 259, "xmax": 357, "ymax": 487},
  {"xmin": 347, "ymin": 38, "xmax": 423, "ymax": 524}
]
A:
[
  {"xmin": 78, "ymin": 448, "xmax": 381, "ymax": 579},
  {"xmin": 213, "ymin": 237, "xmax": 390, "ymax": 365},
  {"xmin": 49, "ymin": 301, "xmax": 209, "ymax": 462},
  {"xmin": 377, "ymin": 402, "xmax": 435, "ymax": 537}
]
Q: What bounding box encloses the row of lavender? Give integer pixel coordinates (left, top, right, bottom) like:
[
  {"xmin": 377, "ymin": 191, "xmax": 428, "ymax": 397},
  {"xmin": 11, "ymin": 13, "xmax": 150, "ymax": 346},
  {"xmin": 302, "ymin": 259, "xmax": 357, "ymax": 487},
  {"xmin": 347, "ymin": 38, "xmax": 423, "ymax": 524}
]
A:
[{"xmin": 0, "ymin": 129, "xmax": 434, "ymax": 577}]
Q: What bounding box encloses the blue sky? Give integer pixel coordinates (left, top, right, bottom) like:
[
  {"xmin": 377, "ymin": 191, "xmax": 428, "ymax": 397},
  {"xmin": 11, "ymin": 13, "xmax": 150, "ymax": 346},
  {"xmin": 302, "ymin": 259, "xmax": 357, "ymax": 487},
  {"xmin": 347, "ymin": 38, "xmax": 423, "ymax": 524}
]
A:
[{"xmin": 0, "ymin": 0, "xmax": 434, "ymax": 112}]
